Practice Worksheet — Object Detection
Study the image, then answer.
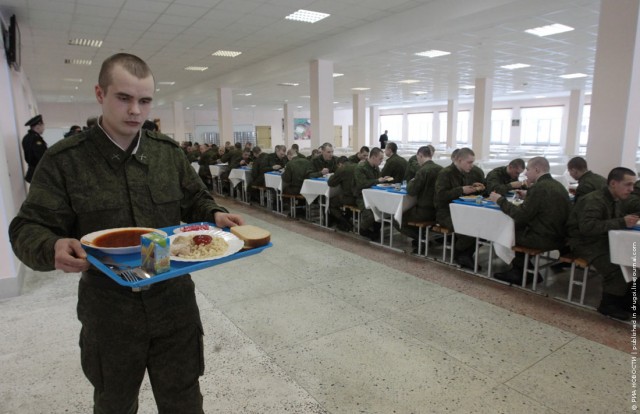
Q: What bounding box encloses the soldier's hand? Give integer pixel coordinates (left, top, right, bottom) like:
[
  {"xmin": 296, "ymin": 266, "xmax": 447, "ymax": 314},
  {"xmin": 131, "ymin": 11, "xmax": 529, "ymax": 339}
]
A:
[
  {"xmin": 214, "ymin": 212, "xmax": 245, "ymax": 228},
  {"xmin": 472, "ymin": 182, "xmax": 485, "ymax": 191},
  {"xmin": 488, "ymin": 192, "xmax": 501, "ymax": 203},
  {"xmin": 273, "ymin": 164, "xmax": 281, "ymax": 170},
  {"xmin": 321, "ymin": 168, "xmax": 329, "ymax": 175},
  {"xmin": 511, "ymin": 181, "xmax": 523, "ymax": 189},
  {"xmin": 624, "ymin": 214, "xmax": 640, "ymax": 228},
  {"xmin": 462, "ymin": 185, "xmax": 477, "ymax": 195},
  {"xmin": 54, "ymin": 238, "xmax": 90, "ymax": 273}
]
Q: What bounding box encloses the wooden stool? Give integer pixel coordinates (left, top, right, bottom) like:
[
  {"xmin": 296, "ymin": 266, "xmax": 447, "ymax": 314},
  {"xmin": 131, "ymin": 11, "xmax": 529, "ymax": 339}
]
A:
[
  {"xmin": 282, "ymin": 194, "xmax": 307, "ymax": 219},
  {"xmin": 559, "ymin": 255, "xmax": 591, "ymax": 305},
  {"xmin": 343, "ymin": 205, "xmax": 361, "ymax": 234},
  {"xmin": 251, "ymin": 185, "xmax": 267, "ymax": 207},
  {"xmin": 407, "ymin": 221, "xmax": 435, "ymax": 256},
  {"xmin": 511, "ymin": 246, "xmax": 548, "ymax": 290},
  {"xmin": 430, "ymin": 225, "xmax": 455, "ymax": 264}
]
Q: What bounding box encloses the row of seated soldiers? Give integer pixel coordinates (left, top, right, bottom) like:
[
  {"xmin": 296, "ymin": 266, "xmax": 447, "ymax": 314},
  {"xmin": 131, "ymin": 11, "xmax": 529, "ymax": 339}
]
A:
[{"xmin": 271, "ymin": 142, "xmax": 637, "ymax": 321}]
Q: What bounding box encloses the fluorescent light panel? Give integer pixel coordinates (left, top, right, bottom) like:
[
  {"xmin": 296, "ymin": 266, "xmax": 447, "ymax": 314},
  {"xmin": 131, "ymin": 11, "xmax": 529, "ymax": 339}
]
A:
[
  {"xmin": 212, "ymin": 50, "xmax": 242, "ymax": 57},
  {"xmin": 333, "ymin": 73, "xmax": 344, "ymax": 77},
  {"xmin": 508, "ymin": 90, "xmax": 524, "ymax": 94},
  {"xmin": 459, "ymin": 85, "xmax": 475, "ymax": 89},
  {"xmin": 414, "ymin": 49, "xmax": 450, "ymax": 58},
  {"xmin": 278, "ymin": 82, "xmax": 299, "ymax": 86},
  {"xmin": 63, "ymin": 78, "xmax": 83, "ymax": 82},
  {"xmin": 525, "ymin": 23, "xmax": 574, "ymax": 37},
  {"xmin": 64, "ymin": 59, "xmax": 92, "ymax": 65},
  {"xmin": 560, "ymin": 72, "xmax": 588, "ymax": 79},
  {"xmin": 501, "ymin": 63, "xmax": 530, "ymax": 70},
  {"xmin": 413, "ymin": 91, "xmax": 428, "ymax": 95},
  {"xmin": 184, "ymin": 66, "xmax": 208, "ymax": 71},
  {"xmin": 68, "ymin": 38, "xmax": 102, "ymax": 48},
  {"xmin": 399, "ymin": 79, "xmax": 420, "ymax": 84},
  {"xmin": 286, "ymin": 9, "xmax": 330, "ymax": 23},
  {"xmin": 237, "ymin": 93, "xmax": 252, "ymax": 96},
  {"xmin": 158, "ymin": 81, "xmax": 175, "ymax": 85},
  {"xmin": 351, "ymin": 87, "xmax": 370, "ymax": 91}
]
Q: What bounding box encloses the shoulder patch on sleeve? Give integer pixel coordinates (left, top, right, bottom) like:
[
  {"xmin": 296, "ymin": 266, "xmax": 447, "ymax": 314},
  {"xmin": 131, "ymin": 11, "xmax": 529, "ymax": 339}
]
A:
[{"xmin": 46, "ymin": 133, "xmax": 86, "ymax": 155}]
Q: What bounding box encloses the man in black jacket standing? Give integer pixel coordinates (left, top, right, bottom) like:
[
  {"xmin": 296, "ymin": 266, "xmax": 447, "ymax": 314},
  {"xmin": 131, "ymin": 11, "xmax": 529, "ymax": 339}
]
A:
[{"xmin": 21, "ymin": 114, "xmax": 48, "ymax": 183}]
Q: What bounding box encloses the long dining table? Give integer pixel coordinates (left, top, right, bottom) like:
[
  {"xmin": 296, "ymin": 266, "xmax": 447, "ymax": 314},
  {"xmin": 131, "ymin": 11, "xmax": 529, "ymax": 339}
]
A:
[
  {"xmin": 264, "ymin": 171, "xmax": 283, "ymax": 213},
  {"xmin": 299, "ymin": 177, "xmax": 341, "ymax": 227},
  {"xmin": 229, "ymin": 167, "xmax": 252, "ymax": 203},
  {"xmin": 361, "ymin": 186, "xmax": 416, "ymax": 250},
  {"xmin": 209, "ymin": 163, "xmax": 229, "ymax": 195},
  {"xmin": 609, "ymin": 229, "xmax": 640, "ymax": 283}
]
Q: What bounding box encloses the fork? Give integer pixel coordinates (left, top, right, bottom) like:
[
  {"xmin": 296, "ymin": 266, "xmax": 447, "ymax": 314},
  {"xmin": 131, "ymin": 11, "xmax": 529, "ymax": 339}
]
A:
[{"xmin": 115, "ymin": 269, "xmax": 140, "ymax": 283}]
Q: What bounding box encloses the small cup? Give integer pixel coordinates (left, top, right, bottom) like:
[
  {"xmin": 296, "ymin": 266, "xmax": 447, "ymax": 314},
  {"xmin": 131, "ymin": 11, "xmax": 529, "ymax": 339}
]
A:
[{"xmin": 394, "ymin": 183, "xmax": 401, "ymax": 190}]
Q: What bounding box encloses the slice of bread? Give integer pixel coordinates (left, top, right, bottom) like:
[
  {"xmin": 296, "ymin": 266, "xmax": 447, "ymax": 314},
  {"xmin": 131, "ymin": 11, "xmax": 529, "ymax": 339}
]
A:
[{"xmin": 230, "ymin": 225, "xmax": 271, "ymax": 249}]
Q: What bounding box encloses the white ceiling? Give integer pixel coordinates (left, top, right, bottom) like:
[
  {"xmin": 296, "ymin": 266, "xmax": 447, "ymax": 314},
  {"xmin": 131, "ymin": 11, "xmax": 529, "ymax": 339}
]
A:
[{"xmin": 1, "ymin": 0, "xmax": 600, "ymax": 112}]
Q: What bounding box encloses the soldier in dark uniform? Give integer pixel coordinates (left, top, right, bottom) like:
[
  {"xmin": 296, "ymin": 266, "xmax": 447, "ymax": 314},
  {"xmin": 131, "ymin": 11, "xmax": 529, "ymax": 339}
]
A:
[
  {"xmin": 489, "ymin": 157, "xmax": 571, "ymax": 284},
  {"xmin": 396, "ymin": 146, "xmax": 442, "ymax": 252},
  {"xmin": 9, "ymin": 53, "xmax": 244, "ymax": 413},
  {"xmin": 435, "ymin": 147, "xmax": 485, "ymax": 269},
  {"xmin": 379, "ymin": 130, "xmax": 389, "ymax": 149},
  {"xmin": 310, "ymin": 142, "xmax": 337, "ymax": 177},
  {"xmin": 484, "ymin": 158, "xmax": 526, "ymax": 196},
  {"xmin": 328, "ymin": 156, "xmax": 357, "ymax": 231},
  {"xmin": 282, "ymin": 149, "xmax": 313, "ymax": 195},
  {"xmin": 21, "ymin": 114, "xmax": 48, "ymax": 183},
  {"xmin": 291, "ymin": 143, "xmax": 307, "ymax": 159},
  {"xmin": 405, "ymin": 144, "xmax": 435, "ymax": 182},
  {"xmin": 567, "ymin": 167, "xmax": 639, "ymax": 320},
  {"xmin": 197, "ymin": 143, "xmax": 220, "ymax": 190},
  {"xmin": 380, "ymin": 142, "xmax": 408, "ymax": 183},
  {"xmin": 250, "ymin": 146, "xmax": 268, "ymax": 186},
  {"xmin": 348, "ymin": 146, "xmax": 369, "ymax": 165},
  {"xmin": 354, "ymin": 147, "xmax": 386, "ymax": 239},
  {"xmin": 567, "ymin": 156, "xmax": 607, "ymax": 204}
]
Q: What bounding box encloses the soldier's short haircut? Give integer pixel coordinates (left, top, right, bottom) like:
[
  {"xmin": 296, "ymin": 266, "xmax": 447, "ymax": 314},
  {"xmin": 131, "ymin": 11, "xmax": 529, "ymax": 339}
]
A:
[
  {"xmin": 454, "ymin": 147, "xmax": 475, "ymax": 161},
  {"xmin": 99, "ymin": 53, "xmax": 153, "ymax": 93},
  {"xmin": 427, "ymin": 144, "xmax": 436, "ymax": 155},
  {"xmin": 234, "ymin": 142, "xmax": 242, "ymax": 149},
  {"xmin": 252, "ymin": 146, "xmax": 262, "ymax": 155},
  {"xmin": 607, "ymin": 167, "xmax": 636, "ymax": 184},
  {"xmin": 528, "ymin": 156, "xmax": 550, "ymax": 173},
  {"xmin": 567, "ymin": 156, "xmax": 588, "ymax": 172},
  {"xmin": 508, "ymin": 158, "xmax": 525, "ymax": 170},
  {"xmin": 337, "ymin": 156, "xmax": 348, "ymax": 164},
  {"xmin": 450, "ymin": 148, "xmax": 460, "ymax": 160},
  {"xmin": 370, "ymin": 147, "xmax": 383, "ymax": 158},
  {"xmin": 291, "ymin": 143, "xmax": 299, "ymax": 151},
  {"xmin": 417, "ymin": 146, "xmax": 432, "ymax": 158},
  {"xmin": 386, "ymin": 142, "xmax": 398, "ymax": 153},
  {"xmin": 359, "ymin": 146, "xmax": 370, "ymax": 153},
  {"xmin": 321, "ymin": 142, "xmax": 333, "ymax": 151},
  {"xmin": 286, "ymin": 149, "xmax": 298, "ymax": 157}
]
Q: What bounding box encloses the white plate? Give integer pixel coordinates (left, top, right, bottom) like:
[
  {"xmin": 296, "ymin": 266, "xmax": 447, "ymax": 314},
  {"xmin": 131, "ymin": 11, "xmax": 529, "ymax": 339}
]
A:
[
  {"xmin": 173, "ymin": 223, "xmax": 217, "ymax": 234},
  {"xmin": 81, "ymin": 227, "xmax": 166, "ymax": 255},
  {"xmin": 169, "ymin": 229, "xmax": 244, "ymax": 262}
]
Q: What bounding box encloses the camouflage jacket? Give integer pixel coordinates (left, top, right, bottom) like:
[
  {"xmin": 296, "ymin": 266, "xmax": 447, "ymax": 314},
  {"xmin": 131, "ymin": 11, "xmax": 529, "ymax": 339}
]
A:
[
  {"xmin": 282, "ymin": 157, "xmax": 313, "ymax": 195},
  {"xmin": 407, "ymin": 160, "xmax": 442, "ymax": 215},
  {"xmin": 353, "ymin": 161, "xmax": 380, "ymax": 199},
  {"xmin": 574, "ymin": 170, "xmax": 606, "ymax": 205},
  {"xmin": 381, "ymin": 153, "xmax": 408, "ymax": 183}
]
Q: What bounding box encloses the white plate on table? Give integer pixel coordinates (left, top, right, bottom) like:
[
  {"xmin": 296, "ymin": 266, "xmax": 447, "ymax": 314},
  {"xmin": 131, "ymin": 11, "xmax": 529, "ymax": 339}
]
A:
[
  {"xmin": 173, "ymin": 223, "xmax": 217, "ymax": 234},
  {"xmin": 169, "ymin": 229, "xmax": 244, "ymax": 262},
  {"xmin": 81, "ymin": 227, "xmax": 166, "ymax": 255}
]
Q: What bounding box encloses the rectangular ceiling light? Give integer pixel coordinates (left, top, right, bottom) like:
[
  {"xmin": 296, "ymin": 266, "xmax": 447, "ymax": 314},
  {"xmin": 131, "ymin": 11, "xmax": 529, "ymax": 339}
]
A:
[
  {"xmin": 68, "ymin": 38, "xmax": 103, "ymax": 48},
  {"xmin": 285, "ymin": 9, "xmax": 330, "ymax": 23},
  {"xmin": 508, "ymin": 90, "xmax": 524, "ymax": 94},
  {"xmin": 414, "ymin": 49, "xmax": 450, "ymax": 58},
  {"xmin": 212, "ymin": 50, "xmax": 242, "ymax": 57},
  {"xmin": 560, "ymin": 72, "xmax": 588, "ymax": 79},
  {"xmin": 398, "ymin": 79, "xmax": 420, "ymax": 84},
  {"xmin": 158, "ymin": 81, "xmax": 175, "ymax": 85},
  {"xmin": 351, "ymin": 87, "xmax": 370, "ymax": 91},
  {"xmin": 525, "ymin": 23, "xmax": 574, "ymax": 37},
  {"xmin": 459, "ymin": 85, "xmax": 475, "ymax": 89},
  {"xmin": 501, "ymin": 63, "xmax": 530, "ymax": 70},
  {"xmin": 278, "ymin": 82, "xmax": 299, "ymax": 86},
  {"xmin": 412, "ymin": 91, "xmax": 428, "ymax": 95},
  {"xmin": 237, "ymin": 93, "xmax": 252, "ymax": 96},
  {"xmin": 64, "ymin": 59, "xmax": 92, "ymax": 65},
  {"xmin": 333, "ymin": 73, "xmax": 344, "ymax": 77},
  {"xmin": 63, "ymin": 78, "xmax": 83, "ymax": 82},
  {"xmin": 184, "ymin": 66, "xmax": 208, "ymax": 71}
]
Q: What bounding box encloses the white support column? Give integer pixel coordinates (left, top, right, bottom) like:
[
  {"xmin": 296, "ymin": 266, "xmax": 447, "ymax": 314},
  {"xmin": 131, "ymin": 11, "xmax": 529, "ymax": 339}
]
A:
[
  {"xmin": 432, "ymin": 110, "xmax": 440, "ymax": 147},
  {"xmin": 472, "ymin": 77, "xmax": 493, "ymax": 160},
  {"xmin": 369, "ymin": 106, "xmax": 379, "ymax": 147},
  {"xmin": 353, "ymin": 94, "xmax": 365, "ymax": 150},
  {"xmin": 283, "ymin": 103, "xmax": 293, "ymax": 148},
  {"xmin": 310, "ymin": 59, "xmax": 334, "ymax": 149},
  {"xmin": 401, "ymin": 113, "xmax": 409, "ymax": 145},
  {"xmin": 172, "ymin": 101, "xmax": 185, "ymax": 143},
  {"xmin": 217, "ymin": 87, "xmax": 233, "ymax": 145},
  {"xmin": 586, "ymin": 0, "xmax": 640, "ymax": 175},
  {"xmin": 447, "ymin": 99, "xmax": 458, "ymax": 150},
  {"xmin": 565, "ymin": 89, "xmax": 585, "ymax": 156}
]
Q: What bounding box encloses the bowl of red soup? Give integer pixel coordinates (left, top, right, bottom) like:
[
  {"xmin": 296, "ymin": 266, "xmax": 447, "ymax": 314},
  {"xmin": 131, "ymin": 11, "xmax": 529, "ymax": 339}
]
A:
[{"xmin": 81, "ymin": 227, "xmax": 167, "ymax": 254}]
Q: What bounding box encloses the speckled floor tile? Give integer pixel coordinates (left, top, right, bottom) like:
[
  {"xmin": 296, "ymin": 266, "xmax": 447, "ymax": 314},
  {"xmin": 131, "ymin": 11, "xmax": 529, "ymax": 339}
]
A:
[
  {"xmin": 506, "ymin": 336, "xmax": 628, "ymax": 414},
  {"xmin": 271, "ymin": 319, "xmax": 498, "ymax": 414},
  {"xmin": 384, "ymin": 292, "xmax": 576, "ymax": 382},
  {"xmin": 219, "ymin": 285, "xmax": 377, "ymax": 352},
  {"xmin": 452, "ymin": 384, "xmax": 558, "ymax": 413}
]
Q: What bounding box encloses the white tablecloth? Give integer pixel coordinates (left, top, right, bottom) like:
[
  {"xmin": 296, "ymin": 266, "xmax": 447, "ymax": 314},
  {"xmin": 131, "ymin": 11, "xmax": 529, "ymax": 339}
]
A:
[
  {"xmin": 300, "ymin": 179, "xmax": 341, "ymax": 208},
  {"xmin": 609, "ymin": 230, "xmax": 640, "ymax": 283},
  {"xmin": 191, "ymin": 162, "xmax": 199, "ymax": 172},
  {"xmin": 362, "ymin": 188, "xmax": 416, "ymax": 224},
  {"xmin": 229, "ymin": 168, "xmax": 252, "ymax": 187},
  {"xmin": 264, "ymin": 172, "xmax": 282, "ymax": 192},
  {"xmin": 450, "ymin": 203, "xmax": 516, "ymax": 264},
  {"xmin": 209, "ymin": 164, "xmax": 229, "ymax": 177}
]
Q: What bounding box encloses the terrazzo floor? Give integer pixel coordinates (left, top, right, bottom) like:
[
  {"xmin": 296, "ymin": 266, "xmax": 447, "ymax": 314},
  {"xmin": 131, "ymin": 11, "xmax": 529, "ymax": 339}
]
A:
[{"xmin": 0, "ymin": 198, "xmax": 632, "ymax": 413}]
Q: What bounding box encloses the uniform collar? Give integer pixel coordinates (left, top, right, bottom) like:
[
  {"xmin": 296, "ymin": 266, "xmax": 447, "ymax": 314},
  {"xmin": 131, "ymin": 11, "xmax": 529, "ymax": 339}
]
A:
[{"xmin": 92, "ymin": 121, "xmax": 148, "ymax": 168}]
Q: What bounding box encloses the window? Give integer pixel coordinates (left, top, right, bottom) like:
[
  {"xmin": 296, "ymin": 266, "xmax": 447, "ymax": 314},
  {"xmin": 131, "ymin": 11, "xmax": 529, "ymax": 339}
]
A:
[
  {"xmin": 491, "ymin": 109, "xmax": 512, "ymax": 144},
  {"xmin": 456, "ymin": 110, "xmax": 470, "ymax": 144},
  {"xmin": 520, "ymin": 106, "xmax": 563, "ymax": 145},
  {"xmin": 407, "ymin": 113, "xmax": 433, "ymax": 142},
  {"xmin": 580, "ymin": 104, "xmax": 590, "ymax": 147},
  {"xmin": 438, "ymin": 112, "xmax": 447, "ymax": 144},
  {"xmin": 379, "ymin": 115, "xmax": 402, "ymax": 143}
]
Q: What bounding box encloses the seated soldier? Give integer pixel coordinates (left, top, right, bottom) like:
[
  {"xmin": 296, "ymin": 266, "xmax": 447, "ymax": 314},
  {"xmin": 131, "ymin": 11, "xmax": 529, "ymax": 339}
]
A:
[
  {"xmin": 307, "ymin": 148, "xmax": 320, "ymax": 160},
  {"xmin": 310, "ymin": 142, "xmax": 337, "ymax": 177},
  {"xmin": 355, "ymin": 148, "xmax": 386, "ymax": 240},
  {"xmin": 348, "ymin": 146, "xmax": 369, "ymax": 164},
  {"xmin": 249, "ymin": 146, "xmax": 268, "ymax": 202},
  {"xmin": 291, "ymin": 143, "xmax": 307, "ymax": 159},
  {"xmin": 434, "ymin": 147, "xmax": 485, "ymax": 269},
  {"xmin": 328, "ymin": 156, "xmax": 357, "ymax": 232},
  {"xmin": 396, "ymin": 146, "xmax": 442, "ymax": 253},
  {"xmin": 405, "ymin": 144, "xmax": 435, "ymax": 182},
  {"xmin": 219, "ymin": 142, "xmax": 244, "ymax": 193},
  {"xmin": 489, "ymin": 157, "xmax": 571, "ymax": 284},
  {"xmin": 197, "ymin": 143, "xmax": 220, "ymax": 190},
  {"xmin": 380, "ymin": 142, "xmax": 408, "ymax": 183},
  {"xmin": 282, "ymin": 149, "xmax": 313, "ymax": 195},
  {"xmin": 567, "ymin": 167, "xmax": 639, "ymax": 320},
  {"xmin": 484, "ymin": 158, "xmax": 526, "ymax": 195},
  {"xmin": 567, "ymin": 156, "xmax": 607, "ymax": 204},
  {"xmin": 239, "ymin": 149, "xmax": 251, "ymax": 167}
]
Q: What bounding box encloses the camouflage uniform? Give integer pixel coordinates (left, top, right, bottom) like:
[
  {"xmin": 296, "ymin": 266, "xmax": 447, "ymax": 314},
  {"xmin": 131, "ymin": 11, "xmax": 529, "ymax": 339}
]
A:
[
  {"xmin": 347, "ymin": 153, "xmax": 361, "ymax": 164},
  {"xmin": 381, "ymin": 153, "xmax": 408, "ymax": 183},
  {"xmin": 197, "ymin": 147, "xmax": 219, "ymax": 189},
  {"xmin": 22, "ymin": 129, "xmax": 48, "ymax": 183},
  {"xmin": 574, "ymin": 170, "xmax": 606, "ymax": 204},
  {"xmin": 567, "ymin": 187, "xmax": 630, "ymax": 296},
  {"xmin": 404, "ymin": 155, "xmax": 419, "ymax": 182},
  {"xmin": 397, "ymin": 160, "xmax": 442, "ymax": 240},
  {"xmin": 310, "ymin": 156, "xmax": 337, "ymax": 178},
  {"xmin": 251, "ymin": 152, "xmax": 269, "ymax": 187},
  {"xmin": 328, "ymin": 162, "xmax": 357, "ymax": 223},
  {"xmin": 485, "ymin": 166, "xmax": 514, "ymax": 196},
  {"xmin": 282, "ymin": 157, "xmax": 313, "ymax": 195},
  {"xmin": 354, "ymin": 161, "xmax": 380, "ymax": 232},
  {"xmin": 9, "ymin": 127, "xmax": 227, "ymax": 413},
  {"xmin": 465, "ymin": 165, "xmax": 486, "ymax": 187}
]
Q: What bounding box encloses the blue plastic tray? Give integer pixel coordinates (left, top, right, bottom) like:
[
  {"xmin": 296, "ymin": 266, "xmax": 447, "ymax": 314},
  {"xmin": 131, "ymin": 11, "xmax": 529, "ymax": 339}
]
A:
[
  {"xmin": 453, "ymin": 198, "xmax": 501, "ymax": 210},
  {"xmin": 83, "ymin": 223, "xmax": 271, "ymax": 288}
]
